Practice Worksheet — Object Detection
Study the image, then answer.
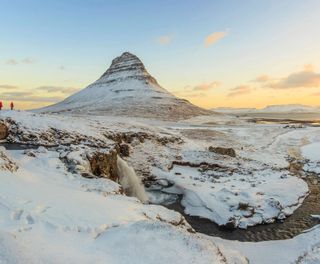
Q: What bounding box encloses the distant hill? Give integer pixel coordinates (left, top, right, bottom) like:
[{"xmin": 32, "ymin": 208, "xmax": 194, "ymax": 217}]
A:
[{"xmin": 213, "ymin": 104, "xmax": 320, "ymax": 114}]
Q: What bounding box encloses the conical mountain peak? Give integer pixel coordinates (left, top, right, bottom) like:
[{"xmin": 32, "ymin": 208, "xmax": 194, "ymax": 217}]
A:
[
  {"xmin": 99, "ymin": 52, "xmax": 157, "ymax": 84},
  {"xmin": 38, "ymin": 52, "xmax": 211, "ymax": 119}
]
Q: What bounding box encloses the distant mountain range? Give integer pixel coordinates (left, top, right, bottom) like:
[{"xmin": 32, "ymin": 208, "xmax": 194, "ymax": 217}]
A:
[
  {"xmin": 213, "ymin": 104, "xmax": 320, "ymax": 114},
  {"xmin": 38, "ymin": 52, "xmax": 211, "ymax": 120}
]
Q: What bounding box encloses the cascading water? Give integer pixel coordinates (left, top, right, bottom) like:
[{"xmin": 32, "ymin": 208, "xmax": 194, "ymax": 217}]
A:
[{"xmin": 116, "ymin": 156, "xmax": 148, "ymax": 203}]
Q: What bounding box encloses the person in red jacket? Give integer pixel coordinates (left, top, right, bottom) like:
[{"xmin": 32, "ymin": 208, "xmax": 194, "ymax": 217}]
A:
[
  {"xmin": 0, "ymin": 101, "xmax": 2, "ymax": 110},
  {"xmin": 10, "ymin": 102, "xmax": 14, "ymax": 110}
]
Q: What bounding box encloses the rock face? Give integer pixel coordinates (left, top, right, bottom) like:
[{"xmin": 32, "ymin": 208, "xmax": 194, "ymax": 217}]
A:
[
  {"xmin": 208, "ymin": 146, "xmax": 236, "ymax": 157},
  {"xmin": 0, "ymin": 123, "xmax": 8, "ymax": 140},
  {"xmin": 37, "ymin": 52, "xmax": 211, "ymax": 120},
  {"xmin": 88, "ymin": 150, "xmax": 118, "ymax": 182},
  {"xmin": 119, "ymin": 143, "xmax": 130, "ymax": 157}
]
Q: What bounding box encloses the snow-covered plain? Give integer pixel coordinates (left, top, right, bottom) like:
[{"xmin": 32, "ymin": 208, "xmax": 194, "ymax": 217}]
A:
[{"xmin": 0, "ymin": 108, "xmax": 319, "ymax": 262}]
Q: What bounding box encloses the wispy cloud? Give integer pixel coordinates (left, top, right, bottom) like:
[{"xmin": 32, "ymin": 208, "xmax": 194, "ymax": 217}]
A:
[
  {"xmin": 36, "ymin": 86, "xmax": 79, "ymax": 94},
  {"xmin": 227, "ymin": 85, "xmax": 252, "ymax": 97},
  {"xmin": 0, "ymin": 84, "xmax": 77, "ymax": 104},
  {"xmin": 5, "ymin": 58, "xmax": 37, "ymax": 65},
  {"xmin": 156, "ymin": 35, "xmax": 173, "ymax": 45},
  {"xmin": 0, "ymin": 84, "xmax": 18, "ymax": 89},
  {"xmin": 5, "ymin": 59, "xmax": 18, "ymax": 65},
  {"xmin": 1, "ymin": 91, "xmax": 33, "ymax": 97},
  {"xmin": 174, "ymin": 90, "xmax": 206, "ymax": 98},
  {"xmin": 192, "ymin": 81, "xmax": 220, "ymax": 91},
  {"xmin": 22, "ymin": 58, "xmax": 36, "ymax": 64},
  {"xmin": 0, "ymin": 90, "xmax": 64, "ymax": 103},
  {"xmin": 267, "ymin": 66, "xmax": 320, "ymax": 89},
  {"xmin": 176, "ymin": 80, "xmax": 221, "ymax": 98},
  {"xmin": 251, "ymin": 75, "xmax": 271, "ymax": 83},
  {"xmin": 205, "ymin": 31, "xmax": 228, "ymax": 47}
]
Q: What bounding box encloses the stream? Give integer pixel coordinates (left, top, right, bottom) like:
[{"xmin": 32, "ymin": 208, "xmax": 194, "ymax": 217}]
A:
[{"xmin": 148, "ymin": 174, "xmax": 320, "ymax": 242}]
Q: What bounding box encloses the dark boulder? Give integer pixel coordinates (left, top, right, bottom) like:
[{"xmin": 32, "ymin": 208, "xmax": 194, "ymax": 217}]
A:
[
  {"xmin": 0, "ymin": 123, "xmax": 8, "ymax": 140},
  {"xmin": 209, "ymin": 146, "xmax": 236, "ymax": 157},
  {"xmin": 88, "ymin": 149, "xmax": 118, "ymax": 182}
]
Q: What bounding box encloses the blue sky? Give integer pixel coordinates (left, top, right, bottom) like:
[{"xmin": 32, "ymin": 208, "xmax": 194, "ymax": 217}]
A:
[{"xmin": 1, "ymin": 0, "xmax": 320, "ymax": 109}]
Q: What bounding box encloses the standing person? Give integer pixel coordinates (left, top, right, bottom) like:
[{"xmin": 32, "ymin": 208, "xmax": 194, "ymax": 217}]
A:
[
  {"xmin": 10, "ymin": 102, "xmax": 14, "ymax": 110},
  {"xmin": 0, "ymin": 101, "xmax": 2, "ymax": 110}
]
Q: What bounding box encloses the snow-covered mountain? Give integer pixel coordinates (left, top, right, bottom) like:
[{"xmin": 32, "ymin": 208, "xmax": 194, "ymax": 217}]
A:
[
  {"xmin": 213, "ymin": 104, "xmax": 320, "ymax": 114},
  {"xmin": 258, "ymin": 104, "xmax": 320, "ymax": 113},
  {"xmin": 38, "ymin": 52, "xmax": 210, "ymax": 119}
]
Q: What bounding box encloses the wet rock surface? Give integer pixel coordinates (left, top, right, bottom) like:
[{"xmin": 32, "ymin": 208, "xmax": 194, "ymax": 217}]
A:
[
  {"xmin": 0, "ymin": 123, "xmax": 8, "ymax": 140},
  {"xmin": 88, "ymin": 150, "xmax": 119, "ymax": 182},
  {"xmin": 208, "ymin": 146, "xmax": 236, "ymax": 157}
]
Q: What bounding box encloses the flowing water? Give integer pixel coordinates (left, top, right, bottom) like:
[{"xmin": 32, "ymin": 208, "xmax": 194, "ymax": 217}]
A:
[{"xmin": 117, "ymin": 156, "xmax": 148, "ymax": 203}]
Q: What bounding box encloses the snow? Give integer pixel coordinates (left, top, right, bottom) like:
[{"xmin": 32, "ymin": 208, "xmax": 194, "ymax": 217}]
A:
[
  {"xmin": 213, "ymin": 104, "xmax": 320, "ymax": 114},
  {"xmin": 0, "ymin": 146, "xmax": 245, "ymax": 263},
  {"xmin": 36, "ymin": 52, "xmax": 210, "ymax": 120},
  {"xmin": 153, "ymin": 164, "xmax": 308, "ymax": 228},
  {"xmin": 0, "ymin": 107, "xmax": 320, "ymax": 262},
  {"xmin": 211, "ymin": 225, "xmax": 320, "ymax": 264},
  {"xmin": 302, "ymin": 142, "xmax": 320, "ymax": 175}
]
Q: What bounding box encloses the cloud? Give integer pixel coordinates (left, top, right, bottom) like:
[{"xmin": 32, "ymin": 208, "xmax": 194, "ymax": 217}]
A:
[
  {"xmin": 174, "ymin": 90, "xmax": 206, "ymax": 98},
  {"xmin": 0, "ymin": 90, "xmax": 64, "ymax": 103},
  {"xmin": 0, "ymin": 84, "xmax": 76, "ymax": 104},
  {"xmin": 192, "ymin": 81, "xmax": 220, "ymax": 91},
  {"xmin": 58, "ymin": 65, "xmax": 65, "ymax": 70},
  {"xmin": 1, "ymin": 91, "xmax": 33, "ymax": 97},
  {"xmin": 227, "ymin": 85, "xmax": 252, "ymax": 97},
  {"xmin": 36, "ymin": 86, "xmax": 79, "ymax": 94},
  {"xmin": 156, "ymin": 35, "xmax": 173, "ymax": 45},
  {"xmin": 22, "ymin": 58, "xmax": 36, "ymax": 64},
  {"xmin": 175, "ymin": 80, "xmax": 220, "ymax": 98},
  {"xmin": 5, "ymin": 58, "xmax": 36, "ymax": 65},
  {"xmin": 205, "ymin": 31, "xmax": 228, "ymax": 47},
  {"xmin": 0, "ymin": 84, "xmax": 18, "ymax": 89},
  {"xmin": 5, "ymin": 59, "xmax": 18, "ymax": 65},
  {"xmin": 312, "ymin": 92, "xmax": 320, "ymax": 96},
  {"xmin": 252, "ymin": 75, "xmax": 270, "ymax": 83},
  {"xmin": 267, "ymin": 66, "xmax": 320, "ymax": 89}
]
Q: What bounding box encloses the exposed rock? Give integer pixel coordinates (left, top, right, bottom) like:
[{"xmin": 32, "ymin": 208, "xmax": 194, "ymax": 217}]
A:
[
  {"xmin": 209, "ymin": 146, "xmax": 236, "ymax": 157},
  {"xmin": 168, "ymin": 160, "xmax": 230, "ymax": 172},
  {"xmin": 0, "ymin": 123, "xmax": 8, "ymax": 140},
  {"xmin": 223, "ymin": 218, "xmax": 237, "ymax": 230},
  {"xmin": 0, "ymin": 148, "xmax": 18, "ymax": 172},
  {"xmin": 119, "ymin": 143, "xmax": 130, "ymax": 157},
  {"xmin": 88, "ymin": 149, "xmax": 118, "ymax": 182}
]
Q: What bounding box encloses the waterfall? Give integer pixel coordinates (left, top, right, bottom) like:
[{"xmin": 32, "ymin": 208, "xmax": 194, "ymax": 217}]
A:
[{"xmin": 117, "ymin": 156, "xmax": 148, "ymax": 203}]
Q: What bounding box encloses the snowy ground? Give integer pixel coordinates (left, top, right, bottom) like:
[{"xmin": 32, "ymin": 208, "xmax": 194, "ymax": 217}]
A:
[
  {"xmin": 0, "ymin": 110, "xmax": 320, "ymax": 263},
  {"xmin": 212, "ymin": 225, "xmax": 320, "ymax": 264},
  {"xmin": 302, "ymin": 142, "xmax": 320, "ymax": 175},
  {"xmin": 0, "ymin": 147, "xmax": 243, "ymax": 263}
]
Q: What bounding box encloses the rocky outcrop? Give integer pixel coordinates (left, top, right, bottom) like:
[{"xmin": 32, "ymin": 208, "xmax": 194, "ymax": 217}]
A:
[
  {"xmin": 0, "ymin": 123, "xmax": 8, "ymax": 140},
  {"xmin": 119, "ymin": 143, "xmax": 130, "ymax": 157},
  {"xmin": 0, "ymin": 148, "xmax": 18, "ymax": 172},
  {"xmin": 88, "ymin": 149, "xmax": 119, "ymax": 182},
  {"xmin": 209, "ymin": 146, "xmax": 236, "ymax": 157}
]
